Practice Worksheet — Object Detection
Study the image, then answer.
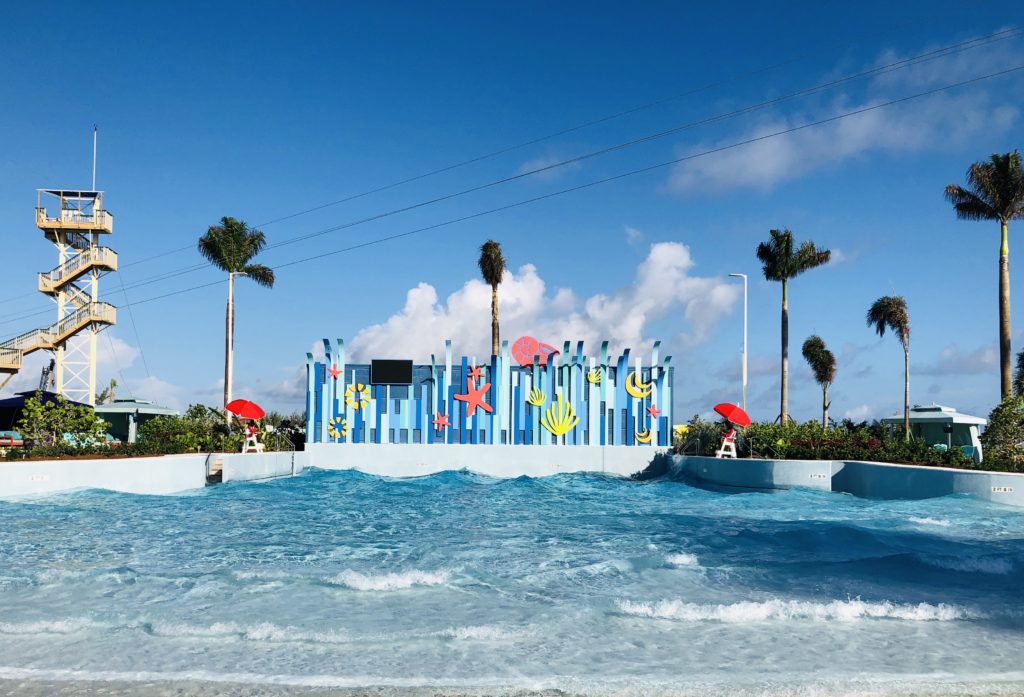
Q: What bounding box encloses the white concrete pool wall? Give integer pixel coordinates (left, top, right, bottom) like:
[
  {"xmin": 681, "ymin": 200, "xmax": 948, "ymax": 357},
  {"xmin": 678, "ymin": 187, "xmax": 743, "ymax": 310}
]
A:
[
  {"xmin": 0, "ymin": 454, "xmax": 209, "ymax": 497},
  {"xmin": 675, "ymin": 455, "xmax": 1024, "ymax": 507},
  {"xmin": 303, "ymin": 442, "xmax": 662, "ymax": 478},
  {"xmin": 221, "ymin": 451, "xmax": 309, "ymax": 483}
]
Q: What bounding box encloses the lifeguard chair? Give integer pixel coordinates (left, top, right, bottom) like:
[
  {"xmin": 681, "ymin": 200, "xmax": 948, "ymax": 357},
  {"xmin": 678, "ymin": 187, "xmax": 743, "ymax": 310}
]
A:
[{"xmin": 715, "ymin": 428, "xmax": 737, "ymax": 458}]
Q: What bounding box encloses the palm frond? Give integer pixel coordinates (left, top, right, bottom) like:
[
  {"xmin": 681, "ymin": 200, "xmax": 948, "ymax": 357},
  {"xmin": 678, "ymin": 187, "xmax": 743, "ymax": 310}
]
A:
[
  {"xmin": 198, "ymin": 216, "xmax": 269, "ymax": 273},
  {"xmin": 241, "ymin": 264, "xmax": 275, "ymax": 289},
  {"xmin": 801, "ymin": 335, "xmax": 836, "ymax": 387},
  {"xmin": 478, "ymin": 239, "xmax": 506, "ymax": 288},
  {"xmin": 866, "ymin": 296, "xmax": 910, "ymax": 350},
  {"xmin": 947, "ymin": 151, "xmax": 1024, "ymax": 223},
  {"xmin": 757, "ymin": 228, "xmax": 830, "ymax": 281}
]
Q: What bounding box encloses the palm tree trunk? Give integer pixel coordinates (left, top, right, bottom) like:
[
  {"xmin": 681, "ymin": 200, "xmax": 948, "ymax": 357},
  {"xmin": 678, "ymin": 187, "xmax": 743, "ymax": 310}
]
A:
[
  {"xmin": 903, "ymin": 346, "xmax": 910, "ymax": 440},
  {"xmin": 224, "ymin": 272, "xmax": 235, "ymax": 426},
  {"xmin": 491, "ymin": 284, "xmax": 500, "ymax": 357},
  {"xmin": 780, "ymin": 279, "xmax": 789, "ymax": 423},
  {"xmin": 822, "ymin": 385, "xmax": 828, "ymax": 429},
  {"xmin": 999, "ymin": 220, "xmax": 1012, "ymax": 401}
]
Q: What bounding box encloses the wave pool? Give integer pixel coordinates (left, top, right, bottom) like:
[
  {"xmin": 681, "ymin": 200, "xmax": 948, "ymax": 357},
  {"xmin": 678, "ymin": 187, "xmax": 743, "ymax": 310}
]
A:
[{"xmin": 1, "ymin": 468, "xmax": 1023, "ymax": 696}]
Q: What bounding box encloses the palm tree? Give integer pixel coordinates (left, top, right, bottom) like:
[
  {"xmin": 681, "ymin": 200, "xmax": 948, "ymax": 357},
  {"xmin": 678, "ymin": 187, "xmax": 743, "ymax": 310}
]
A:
[
  {"xmin": 756, "ymin": 229, "xmax": 831, "ymax": 423},
  {"xmin": 867, "ymin": 296, "xmax": 911, "ymax": 438},
  {"xmin": 478, "ymin": 240, "xmax": 506, "ymax": 357},
  {"xmin": 198, "ymin": 217, "xmax": 275, "ymax": 423},
  {"xmin": 945, "ymin": 151, "xmax": 1024, "ymax": 401},
  {"xmin": 801, "ymin": 335, "xmax": 836, "ymax": 428}
]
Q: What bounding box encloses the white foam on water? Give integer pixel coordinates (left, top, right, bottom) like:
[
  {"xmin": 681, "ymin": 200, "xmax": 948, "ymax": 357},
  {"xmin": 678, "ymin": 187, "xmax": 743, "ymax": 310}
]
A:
[
  {"xmin": 0, "ymin": 619, "xmax": 100, "ymax": 635},
  {"xmin": 433, "ymin": 625, "xmax": 521, "ymax": 641},
  {"xmin": 328, "ymin": 569, "xmax": 451, "ymax": 591},
  {"xmin": 148, "ymin": 620, "xmax": 350, "ymax": 644},
  {"xmin": 664, "ymin": 553, "xmax": 699, "ymax": 567},
  {"xmin": 918, "ymin": 554, "xmax": 1014, "ymax": 575},
  {"xmin": 616, "ymin": 598, "xmax": 984, "ymax": 622},
  {"xmin": 909, "ymin": 516, "xmax": 951, "ymax": 527}
]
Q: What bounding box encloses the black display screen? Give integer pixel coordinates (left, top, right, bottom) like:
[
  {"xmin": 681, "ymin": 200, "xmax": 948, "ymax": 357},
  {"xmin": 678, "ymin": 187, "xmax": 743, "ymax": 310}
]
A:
[{"xmin": 370, "ymin": 359, "xmax": 413, "ymax": 385}]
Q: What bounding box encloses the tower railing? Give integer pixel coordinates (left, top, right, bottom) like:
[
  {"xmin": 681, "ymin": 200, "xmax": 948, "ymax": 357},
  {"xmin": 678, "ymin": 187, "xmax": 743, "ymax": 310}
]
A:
[
  {"xmin": 37, "ymin": 247, "xmax": 118, "ymax": 294},
  {"xmin": 35, "ymin": 207, "xmax": 113, "ymax": 233}
]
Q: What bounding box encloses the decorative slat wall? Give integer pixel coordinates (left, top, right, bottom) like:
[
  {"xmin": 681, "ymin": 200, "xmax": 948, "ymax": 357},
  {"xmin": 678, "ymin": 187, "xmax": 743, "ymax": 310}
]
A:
[{"xmin": 308, "ymin": 338, "xmax": 673, "ymax": 447}]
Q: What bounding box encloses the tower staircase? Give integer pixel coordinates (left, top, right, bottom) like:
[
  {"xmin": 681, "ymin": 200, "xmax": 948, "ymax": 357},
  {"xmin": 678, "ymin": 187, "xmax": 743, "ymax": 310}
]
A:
[{"xmin": 0, "ymin": 190, "xmax": 117, "ymax": 402}]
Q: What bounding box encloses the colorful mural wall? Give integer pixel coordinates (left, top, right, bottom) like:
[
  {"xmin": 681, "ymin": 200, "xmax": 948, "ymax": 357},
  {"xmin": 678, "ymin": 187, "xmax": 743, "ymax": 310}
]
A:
[{"xmin": 305, "ymin": 338, "xmax": 674, "ymax": 447}]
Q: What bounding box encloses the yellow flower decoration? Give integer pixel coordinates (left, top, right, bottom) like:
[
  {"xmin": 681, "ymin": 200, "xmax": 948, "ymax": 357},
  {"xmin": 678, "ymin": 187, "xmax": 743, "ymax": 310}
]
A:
[
  {"xmin": 345, "ymin": 383, "xmax": 371, "ymax": 411},
  {"xmin": 327, "ymin": 417, "xmax": 348, "ymax": 441}
]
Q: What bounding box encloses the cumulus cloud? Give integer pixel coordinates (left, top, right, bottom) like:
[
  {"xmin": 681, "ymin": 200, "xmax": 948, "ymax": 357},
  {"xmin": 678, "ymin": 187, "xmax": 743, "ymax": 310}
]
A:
[
  {"xmin": 666, "ymin": 38, "xmax": 1022, "ymax": 194},
  {"xmin": 348, "ymin": 242, "xmax": 740, "ymax": 362}
]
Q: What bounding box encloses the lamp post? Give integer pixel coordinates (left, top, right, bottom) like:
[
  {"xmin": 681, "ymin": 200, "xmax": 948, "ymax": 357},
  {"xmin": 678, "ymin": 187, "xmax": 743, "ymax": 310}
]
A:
[{"xmin": 728, "ymin": 273, "xmax": 747, "ymax": 412}]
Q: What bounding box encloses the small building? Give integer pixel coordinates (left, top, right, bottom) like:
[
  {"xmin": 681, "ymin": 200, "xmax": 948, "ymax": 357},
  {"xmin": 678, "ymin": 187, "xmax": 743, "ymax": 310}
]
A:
[
  {"xmin": 881, "ymin": 404, "xmax": 986, "ymax": 463},
  {"xmin": 94, "ymin": 399, "xmax": 179, "ymax": 444}
]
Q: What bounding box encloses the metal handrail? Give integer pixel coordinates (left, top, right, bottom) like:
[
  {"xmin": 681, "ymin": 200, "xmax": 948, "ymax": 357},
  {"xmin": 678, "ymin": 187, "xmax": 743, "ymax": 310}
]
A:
[
  {"xmin": 55, "ymin": 302, "xmax": 116, "ymax": 339},
  {"xmin": 36, "ymin": 207, "xmax": 113, "ymax": 231},
  {"xmin": 39, "ymin": 247, "xmax": 117, "ymax": 285},
  {"xmin": 0, "ymin": 327, "xmax": 53, "ymax": 352}
]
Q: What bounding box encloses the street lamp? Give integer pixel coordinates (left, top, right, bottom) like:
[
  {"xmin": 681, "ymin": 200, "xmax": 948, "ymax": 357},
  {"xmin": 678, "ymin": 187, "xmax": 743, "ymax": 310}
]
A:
[{"xmin": 728, "ymin": 273, "xmax": 747, "ymax": 412}]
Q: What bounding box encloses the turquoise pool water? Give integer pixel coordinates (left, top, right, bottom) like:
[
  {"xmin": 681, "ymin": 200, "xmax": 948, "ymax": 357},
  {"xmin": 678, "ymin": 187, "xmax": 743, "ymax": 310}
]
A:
[{"xmin": 1, "ymin": 468, "xmax": 1023, "ymax": 696}]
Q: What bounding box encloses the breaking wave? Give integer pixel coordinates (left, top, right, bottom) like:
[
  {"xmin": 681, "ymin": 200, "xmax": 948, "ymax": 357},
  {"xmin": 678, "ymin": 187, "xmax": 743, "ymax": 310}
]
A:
[
  {"xmin": 327, "ymin": 569, "xmax": 451, "ymax": 591},
  {"xmin": 617, "ymin": 598, "xmax": 983, "ymax": 622}
]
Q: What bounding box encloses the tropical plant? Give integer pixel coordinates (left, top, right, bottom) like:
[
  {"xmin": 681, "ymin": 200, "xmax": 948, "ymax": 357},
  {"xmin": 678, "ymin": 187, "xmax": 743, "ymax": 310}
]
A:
[
  {"xmin": 198, "ymin": 217, "xmax": 276, "ymax": 423},
  {"xmin": 755, "ymin": 229, "xmax": 831, "ymax": 423},
  {"xmin": 867, "ymin": 296, "xmax": 911, "ymax": 438},
  {"xmin": 478, "ymin": 240, "xmax": 506, "ymax": 357},
  {"xmin": 945, "ymin": 151, "xmax": 1024, "ymax": 400},
  {"xmin": 16, "ymin": 391, "xmax": 109, "ymax": 448},
  {"xmin": 801, "ymin": 335, "xmax": 836, "ymax": 428},
  {"xmin": 95, "ymin": 378, "xmax": 117, "ymax": 405},
  {"xmin": 137, "ymin": 403, "xmax": 242, "ymax": 453},
  {"xmin": 980, "ymin": 396, "xmax": 1024, "ymax": 471}
]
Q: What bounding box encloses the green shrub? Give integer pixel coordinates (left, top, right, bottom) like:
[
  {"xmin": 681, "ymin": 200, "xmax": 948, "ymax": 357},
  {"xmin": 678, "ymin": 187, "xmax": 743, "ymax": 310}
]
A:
[{"xmin": 979, "ymin": 397, "xmax": 1024, "ymax": 472}]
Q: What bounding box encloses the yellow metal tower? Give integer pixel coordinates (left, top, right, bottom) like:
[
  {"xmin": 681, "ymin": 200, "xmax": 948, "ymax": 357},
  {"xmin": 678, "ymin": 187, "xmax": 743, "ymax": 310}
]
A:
[{"xmin": 0, "ymin": 190, "xmax": 117, "ymax": 405}]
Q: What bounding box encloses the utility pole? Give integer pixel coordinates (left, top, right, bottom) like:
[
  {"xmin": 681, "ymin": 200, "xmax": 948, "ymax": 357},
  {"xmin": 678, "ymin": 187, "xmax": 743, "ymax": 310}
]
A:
[{"xmin": 729, "ymin": 273, "xmax": 748, "ymax": 412}]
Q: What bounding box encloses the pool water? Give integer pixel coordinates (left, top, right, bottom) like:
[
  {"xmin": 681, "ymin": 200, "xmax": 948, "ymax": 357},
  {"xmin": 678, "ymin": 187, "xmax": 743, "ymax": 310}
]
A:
[{"xmin": 1, "ymin": 468, "xmax": 1023, "ymax": 696}]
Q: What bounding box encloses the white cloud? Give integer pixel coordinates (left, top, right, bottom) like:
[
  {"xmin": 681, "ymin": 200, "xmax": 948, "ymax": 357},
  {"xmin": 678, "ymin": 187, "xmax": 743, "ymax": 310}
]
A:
[
  {"xmin": 348, "ymin": 242, "xmax": 741, "ymax": 363},
  {"xmin": 624, "ymin": 225, "xmax": 645, "ymax": 246},
  {"xmin": 666, "ymin": 39, "xmax": 1022, "ymax": 194},
  {"xmin": 916, "ymin": 343, "xmax": 997, "ymax": 376},
  {"xmin": 844, "ymin": 404, "xmax": 873, "ymax": 421},
  {"xmin": 516, "ymin": 155, "xmax": 583, "ymax": 182}
]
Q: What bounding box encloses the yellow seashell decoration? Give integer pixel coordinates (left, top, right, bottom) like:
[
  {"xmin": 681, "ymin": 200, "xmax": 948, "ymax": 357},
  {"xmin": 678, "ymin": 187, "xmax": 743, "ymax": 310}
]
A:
[
  {"xmin": 527, "ymin": 388, "xmax": 546, "ymax": 407},
  {"xmin": 586, "ymin": 368, "xmax": 602, "ymax": 385},
  {"xmin": 541, "ymin": 395, "xmax": 579, "ymax": 437}
]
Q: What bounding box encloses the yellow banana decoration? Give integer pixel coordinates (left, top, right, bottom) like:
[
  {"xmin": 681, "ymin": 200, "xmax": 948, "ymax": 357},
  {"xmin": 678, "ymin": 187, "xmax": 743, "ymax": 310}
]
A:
[
  {"xmin": 527, "ymin": 388, "xmax": 546, "ymax": 407},
  {"xmin": 625, "ymin": 371, "xmax": 653, "ymax": 399},
  {"xmin": 541, "ymin": 395, "xmax": 579, "ymax": 436},
  {"xmin": 586, "ymin": 368, "xmax": 602, "ymax": 385}
]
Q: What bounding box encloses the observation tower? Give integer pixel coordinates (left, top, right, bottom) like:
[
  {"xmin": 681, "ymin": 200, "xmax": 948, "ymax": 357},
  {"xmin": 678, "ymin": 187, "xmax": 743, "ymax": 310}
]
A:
[{"xmin": 0, "ymin": 189, "xmax": 117, "ymax": 405}]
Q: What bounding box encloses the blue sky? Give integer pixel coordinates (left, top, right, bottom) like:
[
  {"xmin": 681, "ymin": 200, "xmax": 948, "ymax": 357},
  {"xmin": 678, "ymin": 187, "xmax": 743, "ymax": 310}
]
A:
[{"xmin": 1, "ymin": 1, "xmax": 1022, "ymax": 423}]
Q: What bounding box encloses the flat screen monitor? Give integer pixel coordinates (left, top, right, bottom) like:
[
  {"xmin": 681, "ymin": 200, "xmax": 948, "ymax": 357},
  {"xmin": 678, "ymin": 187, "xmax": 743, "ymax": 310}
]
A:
[{"xmin": 370, "ymin": 359, "xmax": 413, "ymax": 385}]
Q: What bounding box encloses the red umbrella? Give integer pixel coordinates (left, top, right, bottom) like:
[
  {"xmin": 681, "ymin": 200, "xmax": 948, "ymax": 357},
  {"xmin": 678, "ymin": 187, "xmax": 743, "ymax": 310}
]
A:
[
  {"xmin": 714, "ymin": 403, "xmax": 751, "ymax": 427},
  {"xmin": 226, "ymin": 399, "xmax": 266, "ymax": 420}
]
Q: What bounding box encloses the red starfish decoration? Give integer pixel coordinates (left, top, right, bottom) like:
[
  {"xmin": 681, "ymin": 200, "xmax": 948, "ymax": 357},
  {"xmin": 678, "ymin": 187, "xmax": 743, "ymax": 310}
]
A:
[
  {"xmin": 467, "ymin": 364, "xmax": 484, "ymax": 382},
  {"xmin": 432, "ymin": 411, "xmax": 450, "ymax": 431},
  {"xmin": 454, "ymin": 378, "xmax": 493, "ymax": 418},
  {"xmin": 328, "ymin": 364, "xmax": 341, "ymax": 380},
  {"xmin": 647, "ymin": 404, "xmax": 662, "ymax": 419}
]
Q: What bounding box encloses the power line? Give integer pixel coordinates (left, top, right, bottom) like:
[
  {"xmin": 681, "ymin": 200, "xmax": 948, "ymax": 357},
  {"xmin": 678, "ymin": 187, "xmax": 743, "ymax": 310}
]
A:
[
  {"xmin": 0, "ymin": 28, "xmax": 1020, "ymax": 339},
  {"xmin": 70, "ymin": 63, "xmax": 1024, "ymax": 324},
  {"xmin": 5, "ymin": 21, "xmax": 1014, "ymax": 327},
  {"xmin": 112, "ymin": 24, "xmax": 1024, "ymax": 271}
]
